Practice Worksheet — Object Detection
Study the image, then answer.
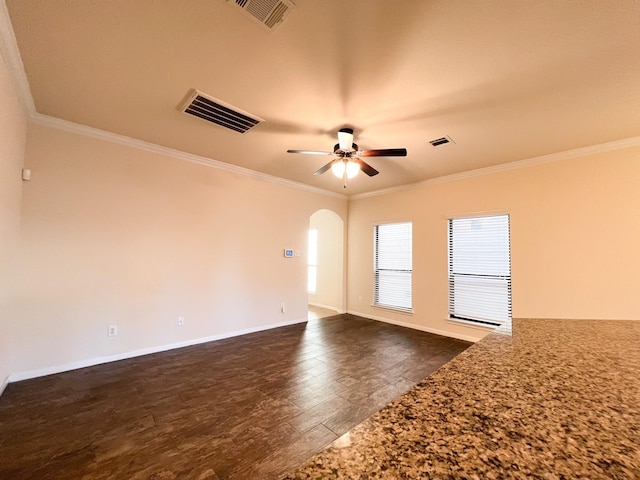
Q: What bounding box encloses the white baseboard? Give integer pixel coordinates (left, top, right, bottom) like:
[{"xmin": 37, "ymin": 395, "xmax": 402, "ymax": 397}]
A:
[
  {"xmin": 2, "ymin": 312, "xmax": 478, "ymax": 392},
  {"xmin": 7, "ymin": 317, "xmax": 308, "ymax": 385},
  {"xmin": 346, "ymin": 309, "xmax": 483, "ymax": 343},
  {"xmin": 308, "ymin": 302, "xmax": 340, "ymax": 312}
]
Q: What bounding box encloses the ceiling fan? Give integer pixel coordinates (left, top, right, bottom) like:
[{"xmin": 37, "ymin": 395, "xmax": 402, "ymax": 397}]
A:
[{"xmin": 287, "ymin": 128, "xmax": 407, "ymax": 188}]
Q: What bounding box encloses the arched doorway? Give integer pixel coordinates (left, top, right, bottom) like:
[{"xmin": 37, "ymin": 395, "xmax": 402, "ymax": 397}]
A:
[{"xmin": 308, "ymin": 209, "xmax": 345, "ymax": 318}]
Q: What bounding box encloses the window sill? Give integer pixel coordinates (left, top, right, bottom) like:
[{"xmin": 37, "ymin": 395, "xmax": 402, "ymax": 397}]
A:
[
  {"xmin": 447, "ymin": 317, "xmax": 500, "ymax": 331},
  {"xmin": 372, "ymin": 304, "xmax": 414, "ymax": 315}
]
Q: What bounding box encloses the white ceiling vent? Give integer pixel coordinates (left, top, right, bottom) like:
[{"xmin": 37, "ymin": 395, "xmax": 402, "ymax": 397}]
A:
[
  {"xmin": 229, "ymin": 0, "xmax": 295, "ymax": 31},
  {"xmin": 429, "ymin": 136, "xmax": 455, "ymax": 148},
  {"xmin": 180, "ymin": 90, "xmax": 263, "ymax": 134}
]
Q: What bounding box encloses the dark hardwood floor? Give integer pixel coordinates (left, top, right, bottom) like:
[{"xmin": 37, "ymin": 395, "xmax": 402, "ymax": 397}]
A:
[{"xmin": 0, "ymin": 314, "xmax": 471, "ymax": 479}]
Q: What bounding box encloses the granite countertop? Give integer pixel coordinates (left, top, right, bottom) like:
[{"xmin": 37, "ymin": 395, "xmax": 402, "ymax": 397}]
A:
[{"xmin": 282, "ymin": 319, "xmax": 640, "ymax": 479}]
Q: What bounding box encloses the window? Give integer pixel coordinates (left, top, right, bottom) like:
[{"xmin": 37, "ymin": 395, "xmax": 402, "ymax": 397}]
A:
[
  {"xmin": 374, "ymin": 222, "xmax": 412, "ymax": 311},
  {"xmin": 308, "ymin": 229, "xmax": 318, "ymax": 294},
  {"xmin": 448, "ymin": 214, "xmax": 511, "ymax": 326}
]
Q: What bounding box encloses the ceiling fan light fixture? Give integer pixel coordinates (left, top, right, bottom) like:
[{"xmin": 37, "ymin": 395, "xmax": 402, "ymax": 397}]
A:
[
  {"xmin": 331, "ymin": 159, "xmax": 360, "ymax": 179},
  {"xmin": 331, "ymin": 160, "xmax": 345, "ymax": 178},
  {"xmin": 346, "ymin": 160, "xmax": 360, "ymax": 178}
]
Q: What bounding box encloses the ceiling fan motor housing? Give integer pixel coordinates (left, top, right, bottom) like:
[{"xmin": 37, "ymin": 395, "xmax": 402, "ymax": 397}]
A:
[{"xmin": 334, "ymin": 143, "xmax": 358, "ymax": 155}]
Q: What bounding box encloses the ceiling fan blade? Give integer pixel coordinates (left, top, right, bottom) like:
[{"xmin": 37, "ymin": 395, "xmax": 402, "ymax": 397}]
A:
[
  {"xmin": 354, "ymin": 158, "xmax": 379, "ymax": 177},
  {"xmin": 360, "ymin": 148, "xmax": 407, "ymax": 157},
  {"xmin": 313, "ymin": 161, "xmax": 334, "ymax": 176},
  {"xmin": 287, "ymin": 149, "xmax": 333, "ymax": 155}
]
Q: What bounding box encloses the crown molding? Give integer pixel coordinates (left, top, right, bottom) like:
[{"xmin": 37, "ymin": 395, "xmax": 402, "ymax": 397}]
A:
[
  {"xmin": 31, "ymin": 113, "xmax": 347, "ymax": 199},
  {"xmin": 0, "ymin": 0, "xmax": 35, "ymax": 116},
  {"xmin": 3, "ymin": 1, "xmax": 638, "ymax": 203},
  {"xmin": 0, "ymin": 2, "xmax": 344, "ymax": 200},
  {"xmin": 350, "ymin": 135, "xmax": 640, "ymax": 200}
]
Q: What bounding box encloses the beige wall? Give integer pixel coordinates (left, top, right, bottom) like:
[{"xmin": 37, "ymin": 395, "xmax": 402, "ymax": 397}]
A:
[
  {"xmin": 347, "ymin": 147, "xmax": 640, "ymax": 341},
  {"xmin": 9, "ymin": 123, "xmax": 347, "ymax": 376},
  {"xmin": 309, "ymin": 209, "xmax": 344, "ymax": 312},
  {"xmin": 0, "ymin": 49, "xmax": 27, "ymax": 390},
  {"xmin": 5, "ymin": 107, "xmax": 639, "ymax": 382}
]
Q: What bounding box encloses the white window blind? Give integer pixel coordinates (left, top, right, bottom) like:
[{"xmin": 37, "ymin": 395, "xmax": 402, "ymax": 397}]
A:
[
  {"xmin": 374, "ymin": 222, "xmax": 412, "ymax": 311},
  {"xmin": 448, "ymin": 215, "xmax": 511, "ymax": 326},
  {"xmin": 308, "ymin": 229, "xmax": 318, "ymax": 294}
]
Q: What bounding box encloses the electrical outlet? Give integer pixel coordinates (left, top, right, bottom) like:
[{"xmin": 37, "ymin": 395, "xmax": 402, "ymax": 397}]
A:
[
  {"xmin": 281, "ymin": 303, "xmax": 286, "ymax": 314},
  {"xmin": 178, "ymin": 316, "xmax": 185, "ymax": 326},
  {"xmin": 108, "ymin": 325, "xmax": 118, "ymax": 337},
  {"xmin": 358, "ymin": 296, "xmax": 363, "ymax": 303}
]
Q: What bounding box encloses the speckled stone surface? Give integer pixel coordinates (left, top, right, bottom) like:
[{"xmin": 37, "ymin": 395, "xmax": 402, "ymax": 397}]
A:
[{"xmin": 282, "ymin": 319, "xmax": 640, "ymax": 479}]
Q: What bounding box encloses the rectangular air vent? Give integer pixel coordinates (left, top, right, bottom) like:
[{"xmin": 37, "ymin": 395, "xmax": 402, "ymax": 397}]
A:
[
  {"xmin": 180, "ymin": 90, "xmax": 263, "ymax": 134},
  {"xmin": 230, "ymin": 0, "xmax": 295, "ymax": 31},
  {"xmin": 429, "ymin": 135, "xmax": 455, "ymax": 148}
]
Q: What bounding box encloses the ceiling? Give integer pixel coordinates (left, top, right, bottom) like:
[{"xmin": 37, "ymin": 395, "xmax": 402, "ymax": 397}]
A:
[{"xmin": 5, "ymin": 0, "xmax": 640, "ymax": 196}]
